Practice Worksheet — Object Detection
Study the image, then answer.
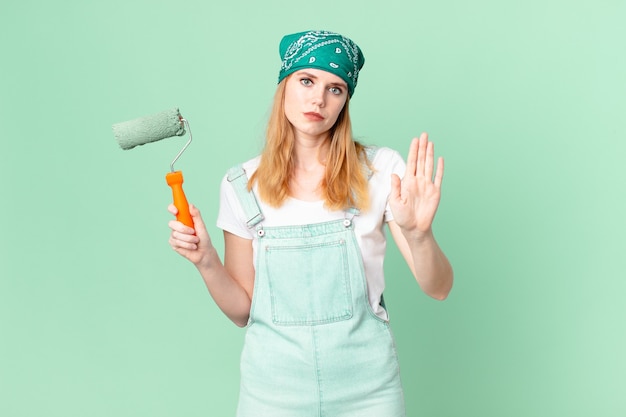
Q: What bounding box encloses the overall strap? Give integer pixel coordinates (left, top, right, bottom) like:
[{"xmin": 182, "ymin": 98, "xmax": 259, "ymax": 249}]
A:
[
  {"xmin": 364, "ymin": 146, "xmax": 379, "ymax": 180},
  {"xmin": 226, "ymin": 147, "xmax": 379, "ymax": 229},
  {"xmin": 365, "ymin": 145, "xmax": 379, "ymax": 163},
  {"xmin": 226, "ymin": 164, "xmax": 264, "ymax": 229},
  {"xmin": 364, "ymin": 145, "xmax": 390, "ymax": 314}
]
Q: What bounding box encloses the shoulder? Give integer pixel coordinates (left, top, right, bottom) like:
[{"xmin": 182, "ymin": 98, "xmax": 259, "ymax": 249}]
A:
[
  {"xmin": 217, "ymin": 155, "xmax": 261, "ymax": 239},
  {"xmin": 367, "ymin": 146, "xmax": 406, "ymax": 175},
  {"xmin": 368, "ymin": 146, "xmax": 403, "ymax": 164},
  {"xmin": 219, "ymin": 155, "xmax": 261, "ymax": 210},
  {"xmin": 222, "ymin": 155, "xmax": 261, "ymax": 183},
  {"xmin": 241, "ymin": 155, "xmax": 261, "ymax": 177}
]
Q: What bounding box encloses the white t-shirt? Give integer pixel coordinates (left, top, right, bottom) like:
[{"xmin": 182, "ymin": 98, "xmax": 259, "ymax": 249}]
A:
[{"xmin": 216, "ymin": 147, "xmax": 406, "ymax": 320}]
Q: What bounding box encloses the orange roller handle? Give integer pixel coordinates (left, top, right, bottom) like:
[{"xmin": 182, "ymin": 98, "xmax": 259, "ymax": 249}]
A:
[{"xmin": 165, "ymin": 171, "xmax": 194, "ymax": 228}]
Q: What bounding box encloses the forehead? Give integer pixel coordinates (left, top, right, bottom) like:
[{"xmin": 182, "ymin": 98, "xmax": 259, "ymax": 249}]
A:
[{"xmin": 293, "ymin": 68, "xmax": 347, "ymax": 86}]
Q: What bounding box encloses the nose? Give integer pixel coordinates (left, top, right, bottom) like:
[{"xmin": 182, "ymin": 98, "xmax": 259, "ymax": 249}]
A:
[{"xmin": 310, "ymin": 86, "xmax": 325, "ymax": 107}]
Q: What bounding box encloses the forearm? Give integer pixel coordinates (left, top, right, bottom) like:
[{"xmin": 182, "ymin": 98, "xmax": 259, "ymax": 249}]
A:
[
  {"xmin": 195, "ymin": 247, "xmax": 252, "ymax": 327},
  {"xmin": 402, "ymin": 229, "xmax": 454, "ymax": 300}
]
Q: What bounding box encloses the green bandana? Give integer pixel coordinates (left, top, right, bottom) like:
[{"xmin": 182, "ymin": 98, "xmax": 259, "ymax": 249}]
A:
[{"xmin": 278, "ymin": 30, "xmax": 365, "ymax": 97}]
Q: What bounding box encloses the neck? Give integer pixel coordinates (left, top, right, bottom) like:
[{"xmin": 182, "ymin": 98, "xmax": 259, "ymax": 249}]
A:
[
  {"xmin": 289, "ymin": 135, "xmax": 329, "ymax": 201},
  {"xmin": 292, "ymin": 134, "xmax": 329, "ymax": 170}
]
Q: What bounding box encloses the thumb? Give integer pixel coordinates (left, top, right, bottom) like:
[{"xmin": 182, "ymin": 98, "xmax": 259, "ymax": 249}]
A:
[
  {"xmin": 189, "ymin": 204, "xmax": 209, "ymax": 238},
  {"xmin": 390, "ymin": 174, "xmax": 402, "ymax": 203}
]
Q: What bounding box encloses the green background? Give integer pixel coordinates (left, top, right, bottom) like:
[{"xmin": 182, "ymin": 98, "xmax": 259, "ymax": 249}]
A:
[{"xmin": 2, "ymin": 0, "xmax": 624, "ymax": 416}]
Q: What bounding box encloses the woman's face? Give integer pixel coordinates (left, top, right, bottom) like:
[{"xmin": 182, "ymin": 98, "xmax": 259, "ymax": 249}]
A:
[{"xmin": 284, "ymin": 68, "xmax": 348, "ymax": 142}]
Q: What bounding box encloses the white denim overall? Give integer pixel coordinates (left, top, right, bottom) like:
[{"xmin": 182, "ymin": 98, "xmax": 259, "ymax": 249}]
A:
[{"xmin": 227, "ymin": 152, "xmax": 405, "ymax": 417}]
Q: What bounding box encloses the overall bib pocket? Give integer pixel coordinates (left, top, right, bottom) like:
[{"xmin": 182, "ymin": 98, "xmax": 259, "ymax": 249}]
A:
[{"xmin": 264, "ymin": 239, "xmax": 353, "ymax": 326}]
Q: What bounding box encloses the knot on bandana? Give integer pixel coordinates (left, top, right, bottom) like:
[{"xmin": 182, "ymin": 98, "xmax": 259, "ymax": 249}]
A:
[{"xmin": 278, "ymin": 30, "xmax": 365, "ymax": 97}]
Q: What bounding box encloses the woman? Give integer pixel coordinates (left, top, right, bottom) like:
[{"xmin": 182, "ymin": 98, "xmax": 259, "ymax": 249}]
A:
[{"xmin": 168, "ymin": 30, "xmax": 453, "ymax": 417}]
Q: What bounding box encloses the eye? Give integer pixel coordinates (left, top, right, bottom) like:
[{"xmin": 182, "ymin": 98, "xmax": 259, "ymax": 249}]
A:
[
  {"xmin": 300, "ymin": 78, "xmax": 313, "ymax": 86},
  {"xmin": 329, "ymin": 86, "xmax": 343, "ymax": 95}
]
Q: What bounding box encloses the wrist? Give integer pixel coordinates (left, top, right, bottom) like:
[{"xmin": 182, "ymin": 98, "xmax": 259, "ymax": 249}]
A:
[
  {"xmin": 402, "ymin": 227, "xmax": 434, "ymax": 246},
  {"xmin": 194, "ymin": 245, "xmax": 218, "ymax": 270}
]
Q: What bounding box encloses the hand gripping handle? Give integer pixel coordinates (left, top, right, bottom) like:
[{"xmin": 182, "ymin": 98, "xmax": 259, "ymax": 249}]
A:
[{"xmin": 165, "ymin": 171, "xmax": 194, "ymax": 228}]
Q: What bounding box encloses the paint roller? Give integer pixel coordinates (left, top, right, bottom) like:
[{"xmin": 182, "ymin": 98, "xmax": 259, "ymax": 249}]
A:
[{"xmin": 112, "ymin": 108, "xmax": 194, "ymax": 228}]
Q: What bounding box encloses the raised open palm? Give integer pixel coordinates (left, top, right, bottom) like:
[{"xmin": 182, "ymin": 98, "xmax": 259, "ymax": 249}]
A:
[{"xmin": 389, "ymin": 132, "xmax": 444, "ymax": 235}]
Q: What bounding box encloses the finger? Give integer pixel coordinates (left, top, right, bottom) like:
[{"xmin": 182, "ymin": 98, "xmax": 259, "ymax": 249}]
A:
[
  {"xmin": 167, "ymin": 204, "xmax": 178, "ymax": 216},
  {"xmin": 169, "ymin": 234, "xmax": 198, "ymax": 251},
  {"xmin": 168, "ymin": 217, "xmax": 195, "ymax": 233},
  {"xmin": 405, "ymin": 137, "xmax": 419, "ymax": 176},
  {"xmin": 434, "ymin": 157, "xmax": 444, "ymax": 188},
  {"xmin": 168, "ymin": 220, "xmax": 199, "ymax": 240},
  {"xmin": 425, "ymin": 140, "xmax": 434, "ymax": 181},
  {"xmin": 416, "ymin": 132, "xmax": 428, "ymax": 176}
]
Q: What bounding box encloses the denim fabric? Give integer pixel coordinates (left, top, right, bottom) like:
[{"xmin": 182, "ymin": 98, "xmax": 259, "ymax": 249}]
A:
[{"xmin": 230, "ymin": 166, "xmax": 406, "ymax": 417}]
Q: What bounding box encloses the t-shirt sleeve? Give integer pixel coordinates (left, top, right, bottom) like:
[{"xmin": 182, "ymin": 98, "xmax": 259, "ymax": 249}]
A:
[
  {"xmin": 216, "ymin": 173, "xmax": 255, "ymax": 240},
  {"xmin": 381, "ymin": 148, "xmax": 407, "ymax": 223}
]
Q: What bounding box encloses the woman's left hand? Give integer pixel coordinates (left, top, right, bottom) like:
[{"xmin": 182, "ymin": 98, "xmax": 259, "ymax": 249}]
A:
[{"xmin": 389, "ymin": 132, "xmax": 444, "ymax": 237}]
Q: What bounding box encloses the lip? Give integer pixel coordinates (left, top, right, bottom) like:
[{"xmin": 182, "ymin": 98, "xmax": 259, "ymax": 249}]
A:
[{"xmin": 303, "ymin": 112, "xmax": 324, "ymax": 121}]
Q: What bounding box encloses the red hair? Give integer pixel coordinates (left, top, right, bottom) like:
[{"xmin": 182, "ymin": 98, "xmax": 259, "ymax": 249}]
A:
[{"xmin": 249, "ymin": 77, "xmax": 370, "ymax": 211}]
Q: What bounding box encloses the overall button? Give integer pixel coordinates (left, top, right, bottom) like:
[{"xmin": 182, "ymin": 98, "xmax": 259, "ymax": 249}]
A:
[{"xmin": 343, "ymin": 219, "xmax": 352, "ymax": 227}]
